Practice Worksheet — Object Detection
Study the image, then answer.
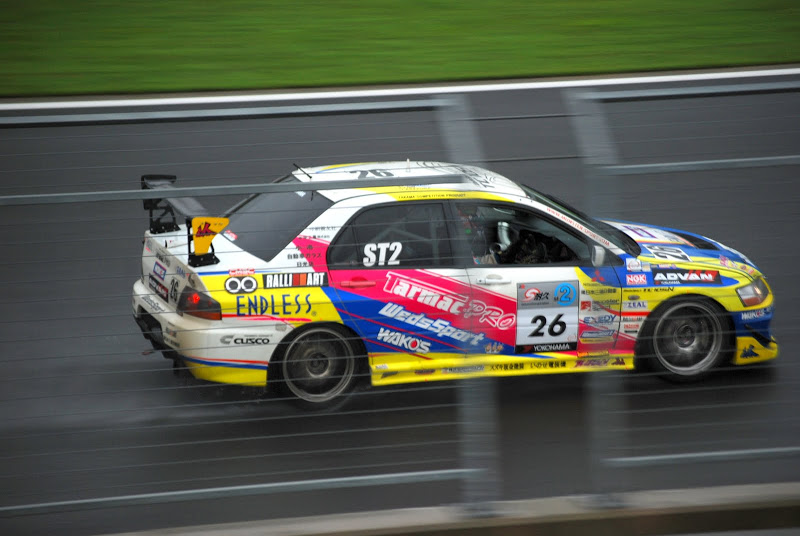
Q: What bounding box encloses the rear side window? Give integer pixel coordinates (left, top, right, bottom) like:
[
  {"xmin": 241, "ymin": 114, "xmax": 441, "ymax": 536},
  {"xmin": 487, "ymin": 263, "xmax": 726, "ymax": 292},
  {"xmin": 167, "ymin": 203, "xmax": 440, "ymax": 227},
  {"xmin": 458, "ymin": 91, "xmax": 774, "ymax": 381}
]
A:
[
  {"xmin": 329, "ymin": 203, "xmax": 453, "ymax": 268},
  {"xmin": 225, "ymin": 177, "xmax": 333, "ymax": 261}
]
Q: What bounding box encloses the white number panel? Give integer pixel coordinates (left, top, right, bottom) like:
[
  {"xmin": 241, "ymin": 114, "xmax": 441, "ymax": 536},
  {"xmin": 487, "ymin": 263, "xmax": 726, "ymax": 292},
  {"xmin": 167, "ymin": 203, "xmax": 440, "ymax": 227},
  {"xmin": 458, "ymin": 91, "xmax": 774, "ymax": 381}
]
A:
[{"xmin": 515, "ymin": 280, "xmax": 579, "ymax": 353}]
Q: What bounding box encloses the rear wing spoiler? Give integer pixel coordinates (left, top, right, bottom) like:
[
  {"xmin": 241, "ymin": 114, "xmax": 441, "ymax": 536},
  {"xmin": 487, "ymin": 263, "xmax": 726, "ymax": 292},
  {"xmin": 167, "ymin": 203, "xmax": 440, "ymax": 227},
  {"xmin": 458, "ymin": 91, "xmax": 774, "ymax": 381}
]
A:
[
  {"xmin": 141, "ymin": 174, "xmax": 208, "ymax": 233},
  {"xmin": 141, "ymin": 175, "xmax": 228, "ymax": 267}
]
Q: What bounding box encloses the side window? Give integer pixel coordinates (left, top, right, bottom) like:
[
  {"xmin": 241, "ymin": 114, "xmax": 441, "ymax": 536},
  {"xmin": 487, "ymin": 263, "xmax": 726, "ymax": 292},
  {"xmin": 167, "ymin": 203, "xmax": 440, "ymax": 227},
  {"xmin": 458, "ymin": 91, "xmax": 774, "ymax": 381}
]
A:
[
  {"xmin": 455, "ymin": 203, "xmax": 590, "ymax": 265},
  {"xmin": 329, "ymin": 203, "xmax": 453, "ymax": 268}
]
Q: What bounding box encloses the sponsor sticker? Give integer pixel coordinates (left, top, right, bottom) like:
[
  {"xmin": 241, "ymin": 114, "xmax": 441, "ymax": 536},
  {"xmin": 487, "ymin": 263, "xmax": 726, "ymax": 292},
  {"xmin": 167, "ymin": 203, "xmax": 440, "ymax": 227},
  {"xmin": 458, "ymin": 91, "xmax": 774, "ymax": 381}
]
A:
[
  {"xmin": 652, "ymin": 269, "xmax": 722, "ymax": 285},
  {"xmin": 522, "ymin": 287, "xmax": 550, "ymax": 303},
  {"xmin": 153, "ymin": 262, "xmax": 167, "ymax": 280},
  {"xmin": 442, "ymin": 366, "xmax": 485, "ymax": 374},
  {"xmin": 622, "ymin": 301, "xmax": 648, "ymax": 311},
  {"xmin": 490, "ymin": 363, "xmax": 526, "ymax": 371},
  {"xmin": 740, "ymin": 307, "xmax": 772, "ymax": 321},
  {"xmin": 529, "ymin": 360, "xmax": 567, "ymax": 369},
  {"xmin": 626, "ymin": 273, "xmax": 648, "ymax": 286},
  {"xmin": 529, "ymin": 342, "xmax": 574, "ymax": 352},
  {"xmin": 156, "ymin": 251, "xmax": 171, "ymax": 267},
  {"xmin": 376, "ymin": 327, "xmax": 431, "ymax": 354},
  {"xmin": 148, "ymin": 275, "xmax": 169, "ymax": 301},
  {"xmin": 584, "ymin": 315, "xmax": 616, "ymax": 324},
  {"xmin": 220, "ymin": 335, "xmax": 271, "ymax": 345},
  {"xmin": 740, "ymin": 345, "xmax": 759, "ymax": 358},
  {"xmin": 379, "ymin": 302, "xmax": 485, "ymax": 346},
  {"xmin": 263, "ymin": 272, "xmax": 327, "ymax": 288},
  {"xmin": 141, "ymin": 294, "xmax": 163, "ymax": 312},
  {"xmin": 575, "ymin": 358, "xmax": 610, "ymax": 367},
  {"xmin": 235, "ymin": 293, "xmax": 312, "ymax": 316},
  {"xmin": 225, "ymin": 276, "xmax": 258, "ymax": 294},
  {"xmin": 626, "ymin": 258, "xmax": 643, "ymax": 272},
  {"xmin": 386, "ymin": 272, "xmax": 514, "ymax": 330},
  {"xmin": 644, "ymin": 245, "xmax": 692, "ymax": 263},
  {"xmin": 484, "ymin": 342, "xmax": 503, "ymax": 354},
  {"xmin": 581, "ymin": 329, "xmax": 615, "ymax": 339}
]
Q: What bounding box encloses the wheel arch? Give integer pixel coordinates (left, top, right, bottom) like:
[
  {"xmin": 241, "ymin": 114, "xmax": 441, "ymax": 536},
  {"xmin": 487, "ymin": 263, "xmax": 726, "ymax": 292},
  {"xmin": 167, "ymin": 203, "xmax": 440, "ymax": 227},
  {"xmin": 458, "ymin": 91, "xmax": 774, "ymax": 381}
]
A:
[
  {"xmin": 634, "ymin": 292, "xmax": 736, "ymax": 371},
  {"xmin": 268, "ymin": 321, "xmax": 370, "ymax": 383}
]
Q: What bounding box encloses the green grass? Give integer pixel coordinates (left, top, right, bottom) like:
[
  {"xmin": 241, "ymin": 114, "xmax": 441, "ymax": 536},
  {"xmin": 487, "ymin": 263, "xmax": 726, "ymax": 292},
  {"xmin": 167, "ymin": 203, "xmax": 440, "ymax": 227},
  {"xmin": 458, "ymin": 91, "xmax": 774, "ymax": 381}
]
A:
[{"xmin": 1, "ymin": 1, "xmax": 798, "ymax": 96}]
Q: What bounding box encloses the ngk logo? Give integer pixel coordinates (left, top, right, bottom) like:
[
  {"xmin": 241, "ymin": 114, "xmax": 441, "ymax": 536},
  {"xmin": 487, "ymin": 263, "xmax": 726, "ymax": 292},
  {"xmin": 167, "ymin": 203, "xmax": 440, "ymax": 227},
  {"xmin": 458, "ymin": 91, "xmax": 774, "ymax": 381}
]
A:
[{"xmin": 376, "ymin": 328, "xmax": 431, "ymax": 354}]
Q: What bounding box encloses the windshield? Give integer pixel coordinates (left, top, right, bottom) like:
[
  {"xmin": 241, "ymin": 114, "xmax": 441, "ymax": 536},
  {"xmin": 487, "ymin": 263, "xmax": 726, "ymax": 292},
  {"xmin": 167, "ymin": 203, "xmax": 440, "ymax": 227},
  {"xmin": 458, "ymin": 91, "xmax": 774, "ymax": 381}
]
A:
[
  {"xmin": 224, "ymin": 175, "xmax": 334, "ymax": 262},
  {"xmin": 520, "ymin": 184, "xmax": 640, "ymax": 256}
]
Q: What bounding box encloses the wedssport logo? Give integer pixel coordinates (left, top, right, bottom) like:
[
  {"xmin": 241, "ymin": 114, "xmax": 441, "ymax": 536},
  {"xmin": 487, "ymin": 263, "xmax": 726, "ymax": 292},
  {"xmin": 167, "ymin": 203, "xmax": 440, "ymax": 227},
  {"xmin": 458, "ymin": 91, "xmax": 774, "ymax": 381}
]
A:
[{"xmin": 378, "ymin": 302, "xmax": 485, "ymax": 346}]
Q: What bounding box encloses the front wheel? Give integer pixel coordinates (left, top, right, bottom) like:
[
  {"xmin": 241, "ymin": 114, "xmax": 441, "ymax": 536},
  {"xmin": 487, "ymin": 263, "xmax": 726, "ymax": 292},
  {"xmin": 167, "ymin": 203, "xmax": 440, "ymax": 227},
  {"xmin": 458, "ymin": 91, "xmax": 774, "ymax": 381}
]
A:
[
  {"xmin": 277, "ymin": 325, "xmax": 360, "ymax": 409},
  {"xmin": 642, "ymin": 297, "xmax": 731, "ymax": 382}
]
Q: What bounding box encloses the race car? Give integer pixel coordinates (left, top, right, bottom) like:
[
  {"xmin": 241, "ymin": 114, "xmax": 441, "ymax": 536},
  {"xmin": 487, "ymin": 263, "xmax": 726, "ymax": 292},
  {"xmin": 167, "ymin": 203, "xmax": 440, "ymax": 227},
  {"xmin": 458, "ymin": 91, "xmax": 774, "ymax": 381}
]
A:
[{"xmin": 132, "ymin": 161, "xmax": 777, "ymax": 407}]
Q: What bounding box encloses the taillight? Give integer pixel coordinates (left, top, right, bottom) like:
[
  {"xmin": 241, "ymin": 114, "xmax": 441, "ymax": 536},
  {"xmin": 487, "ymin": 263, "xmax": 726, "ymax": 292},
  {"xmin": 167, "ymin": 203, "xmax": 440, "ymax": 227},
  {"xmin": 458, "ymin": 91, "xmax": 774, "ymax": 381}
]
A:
[{"xmin": 177, "ymin": 287, "xmax": 222, "ymax": 321}]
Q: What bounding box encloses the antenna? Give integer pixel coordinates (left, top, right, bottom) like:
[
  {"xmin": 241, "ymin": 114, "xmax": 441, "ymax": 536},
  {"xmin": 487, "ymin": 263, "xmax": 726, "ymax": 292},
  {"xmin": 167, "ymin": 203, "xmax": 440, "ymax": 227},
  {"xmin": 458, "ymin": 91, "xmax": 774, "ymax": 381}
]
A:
[{"xmin": 293, "ymin": 163, "xmax": 314, "ymax": 180}]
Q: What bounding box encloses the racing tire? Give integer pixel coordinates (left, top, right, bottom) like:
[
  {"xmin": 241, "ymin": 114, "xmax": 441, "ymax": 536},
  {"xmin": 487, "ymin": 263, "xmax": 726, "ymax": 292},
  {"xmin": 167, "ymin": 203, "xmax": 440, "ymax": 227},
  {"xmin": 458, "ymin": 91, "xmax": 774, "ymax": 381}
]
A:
[
  {"xmin": 276, "ymin": 324, "xmax": 363, "ymax": 410},
  {"xmin": 640, "ymin": 297, "xmax": 732, "ymax": 382}
]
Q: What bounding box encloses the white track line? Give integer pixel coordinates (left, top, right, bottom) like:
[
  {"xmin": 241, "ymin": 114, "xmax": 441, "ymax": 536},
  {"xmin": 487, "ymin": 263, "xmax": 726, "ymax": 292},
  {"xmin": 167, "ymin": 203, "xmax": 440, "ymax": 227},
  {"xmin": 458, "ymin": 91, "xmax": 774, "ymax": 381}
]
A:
[{"xmin": 2, "ymin": 67, "xmax": 800, "ymax": 111}]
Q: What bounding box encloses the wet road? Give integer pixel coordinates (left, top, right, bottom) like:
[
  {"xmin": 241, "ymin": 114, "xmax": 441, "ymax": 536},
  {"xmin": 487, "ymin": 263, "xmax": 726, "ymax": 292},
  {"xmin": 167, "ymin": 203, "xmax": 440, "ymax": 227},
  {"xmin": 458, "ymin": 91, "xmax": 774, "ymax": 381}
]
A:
[{"xmin": 1, "ymin": 70, "xmax": 799, "ymax": 535}]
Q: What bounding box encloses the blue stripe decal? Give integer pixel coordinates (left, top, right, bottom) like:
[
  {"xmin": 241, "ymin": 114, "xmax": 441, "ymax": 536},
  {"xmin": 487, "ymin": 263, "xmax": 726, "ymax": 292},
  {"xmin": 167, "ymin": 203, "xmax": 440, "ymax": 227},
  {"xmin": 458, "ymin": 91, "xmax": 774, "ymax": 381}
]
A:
[{"xmin": 183, "ymin": 356, "xmax": 269, "ymax": 370}]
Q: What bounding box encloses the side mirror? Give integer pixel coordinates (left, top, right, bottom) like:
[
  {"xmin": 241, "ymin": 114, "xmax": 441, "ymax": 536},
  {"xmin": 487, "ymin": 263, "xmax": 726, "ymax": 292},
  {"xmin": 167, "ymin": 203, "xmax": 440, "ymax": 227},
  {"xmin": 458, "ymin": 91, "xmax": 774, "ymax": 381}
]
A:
[{"xmin": 591, "ymin": 245, "xmax": 606, "ymax": 267}]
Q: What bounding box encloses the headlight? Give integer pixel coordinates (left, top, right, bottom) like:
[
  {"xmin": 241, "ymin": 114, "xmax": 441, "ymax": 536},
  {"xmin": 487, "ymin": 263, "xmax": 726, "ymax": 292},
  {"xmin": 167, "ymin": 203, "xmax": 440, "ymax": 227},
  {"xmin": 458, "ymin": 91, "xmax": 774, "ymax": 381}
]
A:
[{"xmin": 737, "ymin": 277, "xmax": 769, "ymax": 307}]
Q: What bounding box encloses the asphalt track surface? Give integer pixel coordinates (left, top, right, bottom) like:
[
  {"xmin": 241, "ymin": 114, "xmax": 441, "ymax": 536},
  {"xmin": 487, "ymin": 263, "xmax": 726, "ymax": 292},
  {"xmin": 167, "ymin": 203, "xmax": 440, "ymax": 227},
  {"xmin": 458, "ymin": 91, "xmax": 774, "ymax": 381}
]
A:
[{"xmin": 1, "ymin": 69, "xmax": 799, "ymax": 535}]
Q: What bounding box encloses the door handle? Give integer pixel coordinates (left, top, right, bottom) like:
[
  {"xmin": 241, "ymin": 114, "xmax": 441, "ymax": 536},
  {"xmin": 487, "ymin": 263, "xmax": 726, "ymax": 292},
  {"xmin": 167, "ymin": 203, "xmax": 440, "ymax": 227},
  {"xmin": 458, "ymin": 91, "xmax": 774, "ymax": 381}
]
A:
[
  {"xmin": 475, "ymin": 275, "xmax": 511, "ymax": 285},
  {"xmin": 340, "ymin": 279, "xmax": 376, "ymax": 289}
]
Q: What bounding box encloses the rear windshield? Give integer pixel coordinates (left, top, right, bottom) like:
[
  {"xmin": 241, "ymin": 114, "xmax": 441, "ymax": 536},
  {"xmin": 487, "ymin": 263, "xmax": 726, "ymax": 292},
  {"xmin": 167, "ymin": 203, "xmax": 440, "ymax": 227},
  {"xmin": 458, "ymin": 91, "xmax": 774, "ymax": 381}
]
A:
[{"xmin": 224, "ymin": 176, "xmax": 333, "ymax": 261}]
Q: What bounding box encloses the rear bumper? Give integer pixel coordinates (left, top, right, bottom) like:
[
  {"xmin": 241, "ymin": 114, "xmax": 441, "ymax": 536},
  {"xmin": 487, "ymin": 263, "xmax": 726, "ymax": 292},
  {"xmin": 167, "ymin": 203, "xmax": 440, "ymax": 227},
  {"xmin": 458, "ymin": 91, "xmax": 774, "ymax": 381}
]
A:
[{"xmin": 132, "ymin": 279, "xmax": 273, "ymax": 386}]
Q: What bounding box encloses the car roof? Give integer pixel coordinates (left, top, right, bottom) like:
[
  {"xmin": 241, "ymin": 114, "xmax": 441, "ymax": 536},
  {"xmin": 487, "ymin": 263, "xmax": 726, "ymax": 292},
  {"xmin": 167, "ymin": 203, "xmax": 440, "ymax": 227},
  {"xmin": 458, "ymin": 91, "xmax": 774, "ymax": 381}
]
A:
[{"xmin": 291, "ymin": 161, "xmax": 527, "ymax": 203}]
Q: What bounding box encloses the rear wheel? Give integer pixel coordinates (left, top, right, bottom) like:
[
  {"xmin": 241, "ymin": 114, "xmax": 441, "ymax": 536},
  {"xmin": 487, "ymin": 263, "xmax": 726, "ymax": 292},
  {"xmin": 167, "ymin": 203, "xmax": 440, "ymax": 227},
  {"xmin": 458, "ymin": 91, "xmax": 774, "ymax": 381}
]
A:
[
  {"xmin": 278, "ymin": 325, "xmax": 360, "ymax": 408},
  {"xmin": 643, "ymin": 297, "xmax": 731, "ymax": 381}
]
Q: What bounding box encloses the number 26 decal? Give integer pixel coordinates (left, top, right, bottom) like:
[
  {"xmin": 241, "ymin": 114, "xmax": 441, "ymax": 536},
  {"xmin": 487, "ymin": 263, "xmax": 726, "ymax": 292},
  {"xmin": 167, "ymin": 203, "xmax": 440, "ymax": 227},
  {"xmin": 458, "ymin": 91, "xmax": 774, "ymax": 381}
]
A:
[
  {"xmin": 363, "ymin": 242, "xmax": 402, "ymax": 267},
  {"xmin": 529, "ymin": 314, "xmax": 567, "ymax": 337}
]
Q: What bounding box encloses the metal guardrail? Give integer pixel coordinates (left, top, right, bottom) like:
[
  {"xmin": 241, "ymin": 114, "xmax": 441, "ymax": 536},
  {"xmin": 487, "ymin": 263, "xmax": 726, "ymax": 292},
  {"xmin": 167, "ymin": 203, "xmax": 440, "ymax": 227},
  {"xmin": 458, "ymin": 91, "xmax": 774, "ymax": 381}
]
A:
[
  {"xmin": 0, "ymin": 95, "xmax": 500, "ymax": 518},
  {"xmin": 1, "ymin": 77, "xmax": 798, "ymax": 534}
]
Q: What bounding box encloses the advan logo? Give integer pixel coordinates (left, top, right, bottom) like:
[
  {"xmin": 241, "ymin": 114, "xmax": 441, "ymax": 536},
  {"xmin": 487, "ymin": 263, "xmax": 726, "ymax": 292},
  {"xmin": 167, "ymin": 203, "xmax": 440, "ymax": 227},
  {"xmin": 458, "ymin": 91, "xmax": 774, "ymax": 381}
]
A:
[
  {"xmin": 652, "ymin": 269, "xmax": 722, "ymax": 285},
  {"xmin": 376, "ymin": 328, "xmax": 431, "ymax": 354}
]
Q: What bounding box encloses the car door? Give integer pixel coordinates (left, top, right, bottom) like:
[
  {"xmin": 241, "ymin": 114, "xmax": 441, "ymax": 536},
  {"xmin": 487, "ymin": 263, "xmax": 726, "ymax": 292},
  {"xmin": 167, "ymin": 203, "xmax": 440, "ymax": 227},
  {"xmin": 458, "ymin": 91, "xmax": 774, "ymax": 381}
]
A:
[
  {"xmin": 452, "ymin": 200, "xmax": 623, "ymax": 369},
  {"xmin": 326, "ymin": 202, "xmax": 474, "ymax": 379}
]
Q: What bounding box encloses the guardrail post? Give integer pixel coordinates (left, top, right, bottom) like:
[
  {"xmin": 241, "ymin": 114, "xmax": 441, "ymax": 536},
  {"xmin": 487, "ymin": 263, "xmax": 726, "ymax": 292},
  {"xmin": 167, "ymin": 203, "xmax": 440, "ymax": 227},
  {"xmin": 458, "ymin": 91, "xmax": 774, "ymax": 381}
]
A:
[
  {"xmin": 566, "ymin": 89, "xmax": 628, "ymax": 506},
  {"xmin": 438, "ymin": 93, "xmax": 500, "ymax": 514},
  {"xmin": 458, "ymin": 377, "xmax": 499, "ymax": 514}
]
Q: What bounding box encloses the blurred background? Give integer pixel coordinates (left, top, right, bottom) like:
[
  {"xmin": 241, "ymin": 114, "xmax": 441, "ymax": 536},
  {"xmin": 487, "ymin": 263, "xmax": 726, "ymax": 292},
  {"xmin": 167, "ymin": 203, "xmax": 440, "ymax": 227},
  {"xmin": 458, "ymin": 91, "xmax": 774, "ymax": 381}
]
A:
[{"xmin": 0, "ymin": 1, "xmax": 798, "ymax": 97}]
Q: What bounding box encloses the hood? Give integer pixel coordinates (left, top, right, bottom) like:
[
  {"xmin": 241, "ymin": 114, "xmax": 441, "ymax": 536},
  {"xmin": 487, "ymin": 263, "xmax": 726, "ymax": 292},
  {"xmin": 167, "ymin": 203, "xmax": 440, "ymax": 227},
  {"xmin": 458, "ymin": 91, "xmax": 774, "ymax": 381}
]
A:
[{"xmin": 603, "ymin": 220, "xmax": 760, "ymax": 279}]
